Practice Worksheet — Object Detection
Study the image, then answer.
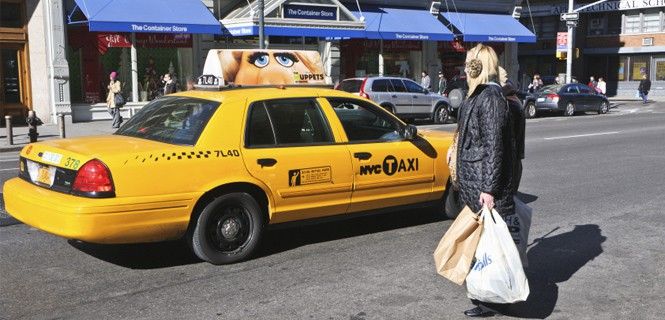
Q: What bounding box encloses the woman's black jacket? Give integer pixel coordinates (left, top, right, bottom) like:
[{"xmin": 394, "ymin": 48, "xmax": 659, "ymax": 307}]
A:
[{"xmin": 455, "ymin": 83, "xmax": 516, "ymax": 216}]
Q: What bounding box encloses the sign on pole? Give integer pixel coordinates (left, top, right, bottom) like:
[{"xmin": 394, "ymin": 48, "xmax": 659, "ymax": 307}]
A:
[
  {"xmin": 557, "ymin": 32, "xmax": 568, "ymax": 52},
  {"xmin": 560, "ymin": 12, "xmax": 579, "ymax": 21}
]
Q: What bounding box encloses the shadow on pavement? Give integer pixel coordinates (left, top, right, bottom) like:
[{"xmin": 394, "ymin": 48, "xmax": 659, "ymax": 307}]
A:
[
  {"xmin": 68, "ymin": 239, "xmax": 201, "ymax": 269},
  {"xmin": 516, "ymin": 192, "xmax": 538, "ymax": 204},
  {"xmin": 256, "ymin": 206, "xmax": 442, "ymax": 259},
  {"xmin": 68, "ymin": 206, "xmax": 444, "ymax": 269},
  {"xmin": 506, "ymin": 224, "xmax": 607, "ymax": 318}
]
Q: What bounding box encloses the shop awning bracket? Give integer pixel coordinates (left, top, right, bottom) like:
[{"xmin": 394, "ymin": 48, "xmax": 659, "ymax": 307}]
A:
[{"xmin": 67, "ymin": 3, "xmax": 88, "ymax": 25}]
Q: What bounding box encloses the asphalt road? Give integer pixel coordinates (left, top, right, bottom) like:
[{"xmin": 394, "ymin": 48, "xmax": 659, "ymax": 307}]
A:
[{"xmin": 1, "ymin": 102, "xmax": 664, "ymax": 319}]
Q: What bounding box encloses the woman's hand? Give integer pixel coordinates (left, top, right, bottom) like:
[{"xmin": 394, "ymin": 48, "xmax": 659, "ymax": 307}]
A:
[{"xmin": 479, "ymin": 192, "xmax": 495, "ymax": 209}]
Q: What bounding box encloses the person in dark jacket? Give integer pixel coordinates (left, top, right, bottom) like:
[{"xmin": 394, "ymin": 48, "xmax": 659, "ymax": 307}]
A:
[
  {"xmin": 500, "ymin": 67, "xmax": 525, "ymax": 190},
  {"xmin": 638, "ymin": 74, "xmax": 651, "ymax": 104},
  {"xmin": 163, "ymin": 73, "xmax": 178, "ymax": 95},
  {"xmin": 454, "ymin": 43, "xmax": 517, "ymax": 318}
]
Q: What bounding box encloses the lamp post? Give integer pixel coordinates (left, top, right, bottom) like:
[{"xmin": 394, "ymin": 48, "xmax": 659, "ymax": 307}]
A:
[
  {"xmin": 259, "ymin": 0, "xmax": 265, "ymax": 49},
  {"xmin": 564, "ymin": 0, "xmax": 609, "ymax": 83}
]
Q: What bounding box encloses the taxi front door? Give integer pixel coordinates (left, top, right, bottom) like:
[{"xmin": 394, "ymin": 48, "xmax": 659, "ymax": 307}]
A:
[
  {"xmin": 242, "ymin": 98, "xmax": 353, "ymax": 224},
  {"xmin": 323, "ymin": 98, "xmax": 436, "ymax": 213}
]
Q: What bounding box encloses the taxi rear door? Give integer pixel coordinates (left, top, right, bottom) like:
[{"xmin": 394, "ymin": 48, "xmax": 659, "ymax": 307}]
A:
[
  {"xmin": 241, "ymin": 97, "xmax": 353, "ymax": 224},
  {"xmin": 322, "ymin": 97, "xmax": 436, "ymax": 213}
]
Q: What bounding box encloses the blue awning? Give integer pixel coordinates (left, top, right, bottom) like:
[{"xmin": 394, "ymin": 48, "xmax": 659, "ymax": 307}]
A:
[
  {"xmin": 352, "ymin": 6, "xmax": 454, "ymax": 41},
  {"xmin": 70, "ymin": 0, "xmax": 221, "ymax": 34},
  {"xmin": 441, "ymin": 12, "xmax": 536, "ymax": 43}
]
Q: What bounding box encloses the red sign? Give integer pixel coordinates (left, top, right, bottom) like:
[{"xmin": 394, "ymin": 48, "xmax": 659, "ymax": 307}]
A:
[
  {"xmin": 557, "ymin": 32, "xmax": 568, "ymax": 51},
  {"xmin": 96, "ymin": 33, "xmax": 192, "ymax": 49}
]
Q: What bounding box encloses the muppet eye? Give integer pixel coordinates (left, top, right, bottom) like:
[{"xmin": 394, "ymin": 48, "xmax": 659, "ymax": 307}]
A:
[
  {"xmin": 253, "ymin": 54, "xmax": 270, "ymax": 68},
  {"xmin": 275, "ymin": 54, "xmax": 295, "ymax": 67}
]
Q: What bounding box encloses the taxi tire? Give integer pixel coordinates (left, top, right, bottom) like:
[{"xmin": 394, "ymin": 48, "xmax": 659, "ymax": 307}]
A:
[
  {"xmin": 190, "ymin": 192, "xmax": 264, "ymax": 265},
  {"xmin": 444, "ymin": 187, "xmax": 463, "ymax": 220}
]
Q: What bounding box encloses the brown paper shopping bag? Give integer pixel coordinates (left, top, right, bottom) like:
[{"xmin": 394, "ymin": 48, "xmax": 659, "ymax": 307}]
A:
[{"xmin": 433, "ymin": 205, "xmax": 482, "ymax": 285}]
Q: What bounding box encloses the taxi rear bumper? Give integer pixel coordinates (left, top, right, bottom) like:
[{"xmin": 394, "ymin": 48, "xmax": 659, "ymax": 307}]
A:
[{"xmin": 3, "ymin": 178, "xmax": 197, "ymax": 244}]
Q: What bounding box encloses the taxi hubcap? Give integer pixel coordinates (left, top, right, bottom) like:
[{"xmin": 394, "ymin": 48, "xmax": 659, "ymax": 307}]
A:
[
  {"xmin": 208, "ymin": 206, "xmax": 252, "ymax": 253},
  {"xmin": 221, "ymin": 217, "xmax": 241, "ymax": 239}
]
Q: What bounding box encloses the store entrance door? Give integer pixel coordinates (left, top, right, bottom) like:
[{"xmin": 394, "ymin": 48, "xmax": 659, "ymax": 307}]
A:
[{"xmin": 0, "ymin": 45, "xmax": 28, "ymax": 119}]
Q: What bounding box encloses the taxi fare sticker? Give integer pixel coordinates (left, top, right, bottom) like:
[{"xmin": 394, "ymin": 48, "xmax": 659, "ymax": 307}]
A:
[{"xmin": 288, "ymin": 166, "xmax": 331, "ymax": 187}]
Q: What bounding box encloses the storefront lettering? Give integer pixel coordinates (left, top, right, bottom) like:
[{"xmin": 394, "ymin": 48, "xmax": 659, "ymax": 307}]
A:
[
  {"xmin": 130, "ymin": 24, "xmax": 189, "ymax": 33},
  {"xmin": 395, "ymin": 33, "xmax": 430, "ymax": 40},
  {"xmin": 283, "ymin": 4, "xmax": 337, "ymax": 20},
  {"xmin": 532, "ymin": 0, "xmax": 665, "ymax": 16},
  {"xmin": 488, "ymin": 36, "xmax": 517, "ymax": 42},
  {"xmin": 97, "ymin": 32, "xmax": 192, "ymax": 48}
]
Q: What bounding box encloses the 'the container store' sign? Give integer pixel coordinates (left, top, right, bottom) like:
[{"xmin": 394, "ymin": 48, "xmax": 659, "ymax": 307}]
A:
[{"xmin": 283, "ymin": 4, "xmax": 338, "ymax": 20}]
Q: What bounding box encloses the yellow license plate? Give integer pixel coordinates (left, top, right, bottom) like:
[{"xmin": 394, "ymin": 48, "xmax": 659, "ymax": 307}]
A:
[{"xmin": 26, "ymin": 160, "xmax": 56, "ymax": 187}]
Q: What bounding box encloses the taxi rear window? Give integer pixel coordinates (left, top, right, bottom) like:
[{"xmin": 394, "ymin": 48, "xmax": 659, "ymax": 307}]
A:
[{"xmin": 115, "ymin": 97, "xmax": 219, "ymax": 145}]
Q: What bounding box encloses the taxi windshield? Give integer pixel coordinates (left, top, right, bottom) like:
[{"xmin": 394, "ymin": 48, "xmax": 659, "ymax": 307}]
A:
[{"xmin": 115, "ymin": 97, "xmax": 219, "ymax": 145}]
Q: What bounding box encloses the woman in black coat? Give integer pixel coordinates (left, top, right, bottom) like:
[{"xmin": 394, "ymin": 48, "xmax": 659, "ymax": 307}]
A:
[{"xmin": 454, "ymin": 44, "xmax": 517, "ymax": 317}]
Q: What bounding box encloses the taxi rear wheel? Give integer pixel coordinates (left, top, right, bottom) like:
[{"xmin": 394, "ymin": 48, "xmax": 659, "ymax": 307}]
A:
[{"xmin": 190, "ymin": 193, "xmax": 263, "ymax": 264}]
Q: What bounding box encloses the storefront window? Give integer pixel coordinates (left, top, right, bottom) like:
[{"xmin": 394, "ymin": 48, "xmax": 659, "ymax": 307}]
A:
[
  {"xmin": 629, "ymin": 56, "xmax": 649, "ymax": 81},
  {"xmin": 655, "ymin": 60, "xmax": 665, "ymax": 81},
  {"xmin": 617, "ymin": 56, "xmax": 627, "ymax": 81}
]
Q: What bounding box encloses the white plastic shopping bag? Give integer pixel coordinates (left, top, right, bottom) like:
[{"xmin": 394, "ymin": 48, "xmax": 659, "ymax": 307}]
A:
[
  {"xmin": 466, "ymin": 207, "xmax": 530, "ymax": 303},
  {"xmin": 504, "ymin": 197, "xmax": 533, "ymax": 267}
]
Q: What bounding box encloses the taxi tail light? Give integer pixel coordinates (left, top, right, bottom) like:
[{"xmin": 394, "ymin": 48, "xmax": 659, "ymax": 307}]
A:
[
  {"xmin": 72, "ymin": 159, "xmax": 115, "ymax": 197},
  {"xmin": 546, "ymin": 93, "xmax": 560, "ymax": 103},
  {"xmin": 359, "ymin": 78, "xmax": 370, "ymax": 100}
]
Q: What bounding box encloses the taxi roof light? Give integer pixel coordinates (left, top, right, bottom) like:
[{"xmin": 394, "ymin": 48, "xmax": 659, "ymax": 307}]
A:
[{"xmin": 72, "ymin": 159, "xmax": 115, "ymax": 197}]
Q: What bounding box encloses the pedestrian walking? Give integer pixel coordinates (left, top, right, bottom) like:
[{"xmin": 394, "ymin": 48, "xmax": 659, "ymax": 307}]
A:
[
  {"xmin": 527, "ymin": 73, "xmax": 542, "ymax": 93},
  {"xmin": 499, "ymin": 67, "xmax": 525, "ymax": 191},
  {"xmin": 449, "ymin": 43, "xmax": 517, "ymax": 317},
  {"xmin": 163, "ymin": 73, "xmax": 178, "ymax": 95},
  {"xmin": 106, "ymin": 71, "xmax": 123, "ymax": 129},
  {"xmin": 421, "ymin": 71, "xmax": 431, "ymax": 90},
  {"xmin": 588, "ymin": 76, "xmax": 598, "ymax": 91},
  {"xmin": 597, "ymin": 77, "xmax": 607, "ymax": 95},
  {"xmin": 638, "ymin": 74, "xmax": 651, "ymax": 104},
  {"xmin": 437, "ymin": 71, "xmax": 447, "ymax": 95}
]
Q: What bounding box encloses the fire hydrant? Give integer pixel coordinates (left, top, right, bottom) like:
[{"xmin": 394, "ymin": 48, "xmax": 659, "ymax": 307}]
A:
[{"xmin": 26, "ymin": 110, "xmax": 43, "ymax": 143}]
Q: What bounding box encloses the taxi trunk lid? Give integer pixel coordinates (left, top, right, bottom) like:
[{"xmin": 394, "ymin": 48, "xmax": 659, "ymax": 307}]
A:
[{"xmin": 19, "ymin": 135, "xmax": 177, "ymax": 196}]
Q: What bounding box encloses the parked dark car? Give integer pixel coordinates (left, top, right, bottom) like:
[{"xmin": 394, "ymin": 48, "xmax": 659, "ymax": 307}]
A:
[{"xmin": 523, "ymin": 83, "xmax": 609, "ymax": 118}]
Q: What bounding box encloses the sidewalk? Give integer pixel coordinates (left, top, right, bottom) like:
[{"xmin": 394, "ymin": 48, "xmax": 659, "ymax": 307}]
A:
[{"xmin": 0, "ymin": 119, "xmax": 116, "ymax": 153}]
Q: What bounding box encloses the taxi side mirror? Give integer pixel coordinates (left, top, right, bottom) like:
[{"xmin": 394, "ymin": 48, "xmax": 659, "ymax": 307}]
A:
[{"xmin": 403, "ymin": 124, "xmax": 418, "ymax": 140}]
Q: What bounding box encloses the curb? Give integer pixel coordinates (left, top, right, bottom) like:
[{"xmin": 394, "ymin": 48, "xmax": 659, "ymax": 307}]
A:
[{"xmin": 0, "ymin": 146, "xmax": 24, "ymax": 153}]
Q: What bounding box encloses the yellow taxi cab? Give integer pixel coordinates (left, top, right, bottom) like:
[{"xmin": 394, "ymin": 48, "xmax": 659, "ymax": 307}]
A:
[{"xmin": 3, "ymin": 50, "xmax": 455, "ymax": 264}]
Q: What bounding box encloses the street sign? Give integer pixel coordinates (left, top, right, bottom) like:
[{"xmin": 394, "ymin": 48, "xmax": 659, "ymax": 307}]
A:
[
  {"xmin": 560, "ymin": 12, "xmax": 579, "ymax": 21},
  {"xmin": 557, "ymin": 32, "xmax": 567, "ymax": 52}
]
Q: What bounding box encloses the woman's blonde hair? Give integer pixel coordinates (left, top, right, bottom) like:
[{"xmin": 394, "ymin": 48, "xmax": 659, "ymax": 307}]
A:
[{"xmin": 465, "ymin": 43, "xmax": 500, "ymax": 97}]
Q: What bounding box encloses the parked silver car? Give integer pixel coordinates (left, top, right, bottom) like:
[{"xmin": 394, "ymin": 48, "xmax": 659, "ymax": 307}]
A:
[{"xmin": 336, "ymin": 76, "xmax": 452, "ymax": 123}]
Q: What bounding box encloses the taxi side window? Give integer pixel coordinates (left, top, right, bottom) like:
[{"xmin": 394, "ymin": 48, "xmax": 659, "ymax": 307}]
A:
[
  {"xmin": 328, "ymin": 98, "xmax": 403, "ymax": 142},
  {"xmin": 246, "ymin": 98, "xmax": 333, "ymax": 147}
]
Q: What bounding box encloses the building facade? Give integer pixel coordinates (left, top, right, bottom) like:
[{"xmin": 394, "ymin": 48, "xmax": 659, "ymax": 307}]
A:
[{"xmin": 519, "ymin": 0, "xmax": 665, "ymax": 96}]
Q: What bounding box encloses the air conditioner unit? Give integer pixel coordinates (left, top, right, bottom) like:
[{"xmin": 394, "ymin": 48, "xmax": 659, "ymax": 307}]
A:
[
  {"xmin": 430, "ymin": 2, "xmax": 441, "ymax": 15},
  {"xmin": 643, "ymin": 37, "xmax": 654, "ymax": 46},
  {"xmin": 513, "ymin": 6, "xmax": 523, "ymax": 19}
]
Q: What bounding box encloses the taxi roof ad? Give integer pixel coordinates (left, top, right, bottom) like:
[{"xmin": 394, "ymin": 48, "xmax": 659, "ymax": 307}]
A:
[{"xmin": 200, "ymin": 49, "xmax": 329, "ymax": 87}]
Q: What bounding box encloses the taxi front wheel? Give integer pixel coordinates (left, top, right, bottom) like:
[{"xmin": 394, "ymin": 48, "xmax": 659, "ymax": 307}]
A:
[{"xmin": 189, "ymin": 193, "xmax": 264, "ymax": 264}]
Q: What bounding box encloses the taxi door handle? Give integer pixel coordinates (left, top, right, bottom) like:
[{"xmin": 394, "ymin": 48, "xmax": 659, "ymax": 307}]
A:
[
  {"xmin": 412, "ymin": 95, "xmax": 419, "ymax": 98},
  {"xmin": 354, "ymin": 152, "xmax": 372, "ymax": 160},
  {"xmin": 391, "ymin": 95, "xmax": 397, "ymax": 98},
  {"xmin": 257, "ymin": 158, "xmax": 277, "ymax": 167}
]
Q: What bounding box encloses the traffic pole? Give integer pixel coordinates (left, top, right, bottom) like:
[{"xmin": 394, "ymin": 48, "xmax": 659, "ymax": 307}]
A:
[
  {"xmin": 258, "ymin": 0, "xmax": 265, "ymax": 49},
  {"xmin": 566, "ymin": 0, "xmax": 574, "ymax": 84}
]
